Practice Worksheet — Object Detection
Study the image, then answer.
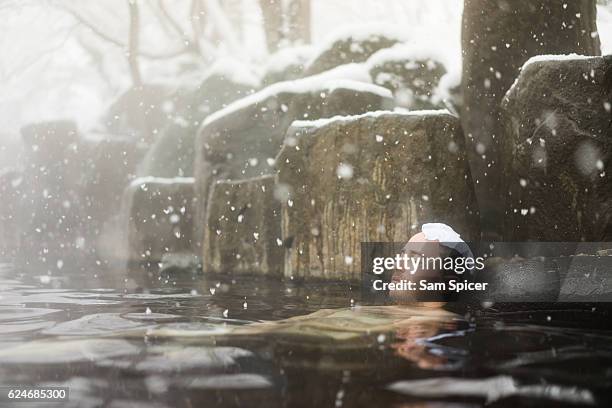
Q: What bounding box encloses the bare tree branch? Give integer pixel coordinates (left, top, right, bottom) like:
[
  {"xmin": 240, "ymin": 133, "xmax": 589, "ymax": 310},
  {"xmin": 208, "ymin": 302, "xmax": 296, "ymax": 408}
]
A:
[
  {"xmin": 287, "ymin": 0, "xmax": 310, "ymax": 44},
  {"xmin": 189, "ymin": 0, "xmax": 202, "ymax": 54},
  {"xmin": 157, "ymin": 0, "xmax": 189, "ymax": 43},
  {"xmin": 259, "ymin": 0, "xmax": 283, "ymax": 52},
  {"xmin": 204, "ymin": 0, "xmax": 242, "ymax": 54},
  {"xmin": 0, "ymin": 22, "xmax": 79, "ymax": 83},
  {"xmin": 76, "ymin": 36, "xmax": 114, "ymax": 89},
  {"xmin": 127, "ymin": 0, "xmax": 141, "ymax": 86},
  {"xmin": 56, "ymin": 3, "xmax": 191, "ymax": 60}
]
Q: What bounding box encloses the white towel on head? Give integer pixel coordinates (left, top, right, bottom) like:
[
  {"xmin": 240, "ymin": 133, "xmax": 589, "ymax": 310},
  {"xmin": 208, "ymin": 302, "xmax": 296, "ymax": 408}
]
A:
[
  {"xmin": 421, "ymin": 223, "xmax": 473, "ymax": 274},
  {"xmin": 421, "ymin": 223, "xmax": 462, "ymax": 242}
]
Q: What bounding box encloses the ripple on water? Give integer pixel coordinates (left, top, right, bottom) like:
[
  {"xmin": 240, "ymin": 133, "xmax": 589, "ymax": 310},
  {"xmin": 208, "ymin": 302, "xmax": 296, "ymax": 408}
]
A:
[
  {"xmin": 179, "ymin": 373, "xmax": 273, "ymax": 390},
  {"xmin": 106, "ymin": 293, "xmax": 201, "ymax": 300},
  {"xmin": 0, "ymin": 320, "xmax": 55, "ymax": 334},
  {"xmin": 0, "ymin": 338, "xmax": 140, "ymax": 364},
  {"xmin": 133, "ymin": 346, "xmax": 253, "ymax": 373},
  {"xmin": 43, "ymin": 313, "xmax": 154, "ymax": 336},
  {"xmin": 387, "ymin": 375, "xmax": 595, "ymax": 405},
  {"xmin": 143, "ymin": 322, "xmax": 232, "ymax": 337},
  {"xmin": 0, "ymin": 306, "xmax": 60, "ymax": 322},
  {"xmin": 0, "ymin": 291, "xmax": 122, "ymax": 306},
  {"xmin": 123, "ymin": 312, "xmax": 183, "ymax": 322}
]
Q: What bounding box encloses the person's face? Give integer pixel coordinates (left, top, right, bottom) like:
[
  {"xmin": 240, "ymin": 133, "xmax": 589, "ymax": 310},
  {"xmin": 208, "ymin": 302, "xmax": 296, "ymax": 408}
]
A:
[
  {"xmin": 389, "ymin": 232, "xmax": 445, "ymax": 306},
  {"xmin": 402, "ymin": 232, "xmax": 442, "ymax": 275}
]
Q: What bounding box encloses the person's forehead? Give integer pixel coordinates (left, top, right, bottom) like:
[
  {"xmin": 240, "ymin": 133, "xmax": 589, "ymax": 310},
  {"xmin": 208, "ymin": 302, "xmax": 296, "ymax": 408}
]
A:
[{"xmin": 403, "ymin": 239, "xmax": 440, "ymax": 254}]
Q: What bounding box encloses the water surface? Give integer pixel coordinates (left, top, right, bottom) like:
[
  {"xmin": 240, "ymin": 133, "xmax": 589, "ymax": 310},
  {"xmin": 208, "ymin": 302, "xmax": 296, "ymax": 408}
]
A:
[{"xmin": 0, "ymin": 262, "xmax": 611, "ymax": 407}]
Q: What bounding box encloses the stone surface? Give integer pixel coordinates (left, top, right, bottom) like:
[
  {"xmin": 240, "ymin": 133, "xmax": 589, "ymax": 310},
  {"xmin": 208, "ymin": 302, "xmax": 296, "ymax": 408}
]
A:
[
  {"xmin": 123, "ymin": 177, "xmax": 197, "ymax": 263},
  {"xmin": 461, "ymin": 0, "xmax": 601, "ymax": 237},
  {"xmin": 305, "ymin": 33, "xmax": 399, "ymax": 76},
  {"xmin": 10, "ymin": 122, "xmax": 147, "ymax": 267},
  {"xmin": 138, "ymin": 72, "xmax": 256, "ymax": 178},
  {"xmin": 17, "ymin": 120, "xmax": 86, "ymax": 268},
  {"xmin": 102, "ymin": 84, "xmax": 172, "ymax": 143},
  {"xmin": 80, "ymin": 135, "xmax": 145, "ymax": 261},
  {"xmin": 203, "ymin": 175, "xmax": 282, "ymax": 276},
  {"xmin": 276, "ymin": 111, "xmax": 479, "ymax": 281},
  {"xmin": 262, "ymin": 46, "xmax": 313, "ymax": 86},
  {"xmin": 559, "ymin": 255, "xmax": 612, "ymax": 301},
  {"xmin": 502, "ymin": 55, "xmax": 612, "ymax": 241},
  {"xmin": 194, "ymin": 75, "xmax": 393, "ymax": 251},
  {"xmin": 367, "ymin": 45, "xmax": 448, "ymax": 110},
  {"xmin": 0, "ymin": 169, "xmax": 22, "ymax": 259}
]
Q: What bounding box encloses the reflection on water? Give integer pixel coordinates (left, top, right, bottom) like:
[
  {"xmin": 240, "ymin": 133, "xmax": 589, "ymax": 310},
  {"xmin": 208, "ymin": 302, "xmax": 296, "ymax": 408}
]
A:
[{"xmin": 0, "ymin": 262, "xmax": 611, "ymax": 407}]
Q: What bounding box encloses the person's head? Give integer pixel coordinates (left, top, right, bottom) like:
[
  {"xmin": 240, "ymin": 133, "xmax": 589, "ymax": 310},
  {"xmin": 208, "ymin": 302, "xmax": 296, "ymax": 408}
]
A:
[{"xmin": 390, "ymin": 223, "xmax": 468, "ymax": 306}]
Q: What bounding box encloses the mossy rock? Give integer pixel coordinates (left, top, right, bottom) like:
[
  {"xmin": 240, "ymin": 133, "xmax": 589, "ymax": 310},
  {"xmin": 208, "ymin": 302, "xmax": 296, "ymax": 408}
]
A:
[
  {"xmin": 306, "ymin": 34, "xmax": 399, "ymax": 76},
  {"xmin": 368, "ymin": 49, "xmax": 447, "ymax": 110},
  {"xmin": 138, "ymin": 74, "xmax": 255, "ymax": 178},
  {"xmin": 502, "ymin": 55, "xmax": 612, "ymax": 241},
  {"xmin": 276, "ymin": 111, "xmax": 479, "ymax": 281},
  {"xmin": 122, "ymin": 177, "xmax": 196, "ymax": 263},
  {"xmin": 194, "ymin": 78, "xmax": 393, "ymax": 252},
  {"xmin": 204, "ymin": 175, "xmax": 282, "ymax": 276}
]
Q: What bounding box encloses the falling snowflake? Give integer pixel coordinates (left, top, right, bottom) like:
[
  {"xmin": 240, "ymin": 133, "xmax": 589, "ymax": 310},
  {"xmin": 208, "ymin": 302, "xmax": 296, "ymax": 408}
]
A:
[{"xmin": 336, "ymin": 163, "xmax": 354, "ymax": 179}]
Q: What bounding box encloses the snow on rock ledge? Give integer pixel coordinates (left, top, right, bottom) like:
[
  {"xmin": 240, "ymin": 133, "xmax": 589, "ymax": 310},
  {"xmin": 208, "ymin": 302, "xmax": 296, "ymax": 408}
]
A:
[
  {"xmin": 365, "ymin": 43, "xmax": 457, "ymax": 110},
  {"xmin": 502, "ymin": 55, "xmax": 612, "ymax": 241},
  {"xmin": 305, "ymin": 24, "xmax": 407, "ymax": 75},
  {"xmin": 203, "ymin": 175, "xmax": 282, "ymax": 276},
  {"xmin": 138, "ymin": 66, "xmax": 258, "ymax": 179},
  {"xmin": 262, "ymin": 45, "xmax": 315, "ymax": 85},
  {"xmin": 194, "ymin": 70, "xmax": 394, "ymax": 251},
  {"xmin": 276, "ymin": 111, "xmax": 479, "ymax": 281}
]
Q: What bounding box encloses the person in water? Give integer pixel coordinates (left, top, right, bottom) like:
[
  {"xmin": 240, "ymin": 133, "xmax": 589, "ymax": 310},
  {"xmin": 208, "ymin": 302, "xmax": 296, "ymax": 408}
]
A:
[{"xmin": 390, "ymin": 223, "xmax": 474, "ymax": 306}]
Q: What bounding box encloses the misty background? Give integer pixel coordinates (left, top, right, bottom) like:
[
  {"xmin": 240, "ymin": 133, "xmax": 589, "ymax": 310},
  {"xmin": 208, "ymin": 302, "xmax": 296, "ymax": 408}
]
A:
[{"xmin": 0, "ymin": 1, "xmax": 607, "ymax": 166}]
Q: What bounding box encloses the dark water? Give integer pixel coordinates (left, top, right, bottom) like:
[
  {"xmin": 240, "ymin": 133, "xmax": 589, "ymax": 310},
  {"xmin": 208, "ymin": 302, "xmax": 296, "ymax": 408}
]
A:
[{"xmin": 1, "ymin": 262, "xmax": 611, "ymax": 408}]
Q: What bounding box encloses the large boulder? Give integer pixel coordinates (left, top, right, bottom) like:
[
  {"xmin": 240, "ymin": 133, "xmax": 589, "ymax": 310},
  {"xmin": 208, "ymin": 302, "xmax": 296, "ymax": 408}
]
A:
[
  {"xmin": 138, "ymin": 62, "xmax": 259, "ymax": 178},
  {"xmin": 262, "ymin": 46, "xmax": 314, "ymax": 86},
  {"xmin": 461, "ymin": 0, "xmax": 601, "ymax": 237},
  {"xmin": 194, "ymin": 66, "xmax": 394, "ymax": 250},
  {"xmin": 102, "ymin": 84, "xmax": 172, "ymax": 144},
  {"xmin": 305, "ymin": 26, "xmax": 403, "ymax": 75},
  {"xmin": 17, "ymin": 120, "xmax": 87, "ymax": 268},
  {"xmin": 203, "ymin": 175, "xmax": 282, "ymax": 276},
  {"xmin": 13, "ymin": 121, "xmax": 147, "ymax": 267},
  {"xmin": 366, "ymin": 44, "xmax": 452, "ymax": 110},
  {"xmin": 502, "ymin": 55, "xmax": 612, "ymax": 241},
  {"xmin": 122, "ymin": 177, "xmax": 197, "ymax": 264},
  {"xmin": 79, "ymin": 135, "xmax": 145, "ymax": 261},
  {"xmin": 0, "ymin": 169, "xmax": 22, "ymax": 259},
  {"xmin": 276, "ymin": 111, "xmax": 479, "ymax": 281}
]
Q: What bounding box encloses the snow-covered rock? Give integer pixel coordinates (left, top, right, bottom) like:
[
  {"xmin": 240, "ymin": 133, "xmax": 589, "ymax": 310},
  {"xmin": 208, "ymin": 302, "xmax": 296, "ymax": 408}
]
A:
[
  {"xmin": 366, "ymin": 43, "xmax": 451, "ymax": 110},
  {"xmin": 502, "ymin": 55, "xmax": 612, "ymax": 241},
  {"xmin": 262, "ymin": 45, "xmax": 315, "ymax": 86},
  {"xmin": 203, "ymin": 175, "xmax": 282, "ymax": 276},
  {"xmin": 194, "ymin": 69, "xmax": 394, "ymax": 250},
  {"xmin": 138, "ymin": 67, "xmax": 257, "ymax": 179},
  {"xmin": 276, "ymin": 111, "xmax": 479, "ymax": 280},
  {"xmin": 102, "ymin": 84, "xmax": 173, "ymax": 143},
  {"xmin": 461, "ymin": 0, "xmax": 601, "ymax": 237},
  {"xmin": 305, "ymin": 24, "xmax": 405, "ymax": 75},
  {"xmin": 122, "ymin": 177, "xmax": 197, "ymax": 264}
]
